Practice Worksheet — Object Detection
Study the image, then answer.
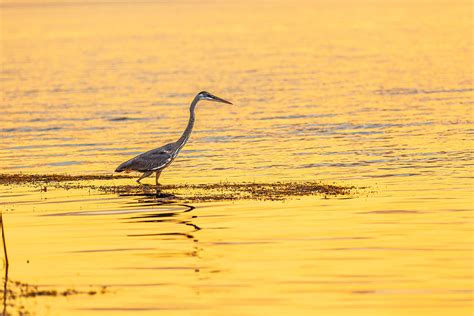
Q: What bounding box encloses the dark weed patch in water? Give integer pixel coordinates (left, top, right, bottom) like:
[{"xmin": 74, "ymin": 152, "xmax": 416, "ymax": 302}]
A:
[
  {"xmin": 0, "ymin": 173, "xmax": 133, "ymax": 185},
  {"xmin": 1, "ymin": 278, "xmax": 108, "ymax": 315},
  {"xmin": 0, "ymin": 173, "xmax": 360, "ymax": 201},
  {"xmin": 2, "ymin": 279, "xmax": 107, "ymax": 299},
  {"xmin": 102, "ymin": 182, "xmax": 358, "ymax": 201}
]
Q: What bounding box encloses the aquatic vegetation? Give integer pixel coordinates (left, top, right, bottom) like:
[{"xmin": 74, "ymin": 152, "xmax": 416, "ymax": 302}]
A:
[
  {"xmin": 107, "ymin": 181, "xmax": 358, "ymax": 201},
  {"xmin": 0, "ymin": 173, "xmax": 133, "ymax": 185},
  {"xmin": 2, "ymin": 279, "xmax": 107, "ymax": 299},
  {"xmin": 0, "ymin": 173, "xmax": 358, "ymax": 201},
  {"xmin": 1, "ymin": 278, "xmax": 107, "ymax": 315}
]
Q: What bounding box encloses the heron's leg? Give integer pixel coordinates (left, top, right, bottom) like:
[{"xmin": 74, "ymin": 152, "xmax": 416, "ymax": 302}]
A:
[
  {"xmin": 155, "ymin": 170, "xmax": 162, "ymax": 186},
  {"xmin": 136, "ymin": 171, "xmax": 153, "ymax": 184}
]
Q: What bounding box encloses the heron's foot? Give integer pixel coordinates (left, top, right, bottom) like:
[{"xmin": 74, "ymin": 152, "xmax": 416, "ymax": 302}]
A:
[{"xmin": 154, "ymin": 186, "xmax": 162, "ymax": 195}]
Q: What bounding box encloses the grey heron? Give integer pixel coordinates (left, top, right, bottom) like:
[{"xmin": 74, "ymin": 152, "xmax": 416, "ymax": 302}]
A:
[{"xmin": 115, "ymin": 91, "xmax": 232, "ymax": 185}]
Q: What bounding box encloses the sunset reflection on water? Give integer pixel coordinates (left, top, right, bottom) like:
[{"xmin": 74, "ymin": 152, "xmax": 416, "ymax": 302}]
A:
[{"xmin": 0, "ymin": 0, "xmax": 472, "ymax": 315}]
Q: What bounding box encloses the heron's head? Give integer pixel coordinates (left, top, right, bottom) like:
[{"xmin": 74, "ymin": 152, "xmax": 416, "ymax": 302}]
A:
[{"xmin": 197, "ymin": 91, "xmax": 232, "ymax": 105}]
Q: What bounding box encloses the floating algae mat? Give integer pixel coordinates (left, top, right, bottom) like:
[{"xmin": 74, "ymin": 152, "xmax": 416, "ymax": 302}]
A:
[
  {"xmin": 0, "ymin": 173, "xmax": 358, "ymax": 201},
  {"xmin": 2, "ymin": 279, "xmax": 107, "ymax": 299},
  {"xmin": 0, "ymin": 173, "xmax": 133, "ymax": 185},
  {"xmin": 1, "ymin": 278, "xmax": 108, "ymax": 315}
]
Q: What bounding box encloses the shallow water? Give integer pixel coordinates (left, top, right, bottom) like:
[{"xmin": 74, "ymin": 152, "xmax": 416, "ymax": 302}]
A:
[{"xmin": 0, "ymin": 0, "xmax": 473, "ymax": 315}]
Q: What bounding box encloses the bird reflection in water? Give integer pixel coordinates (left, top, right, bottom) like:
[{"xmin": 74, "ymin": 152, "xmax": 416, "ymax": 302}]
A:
[{"xmin": 120, "ymin": 188, "xmax": 202, "ymax": 258}]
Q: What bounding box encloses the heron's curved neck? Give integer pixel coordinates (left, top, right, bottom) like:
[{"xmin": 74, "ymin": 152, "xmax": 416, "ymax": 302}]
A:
[{"xmin": 176, "ymin": 96, "xmax": 199, "ymax": 147}]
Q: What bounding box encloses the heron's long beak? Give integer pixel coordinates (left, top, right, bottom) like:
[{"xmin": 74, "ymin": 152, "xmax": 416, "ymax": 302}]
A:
[{"xmin": 210, "ymin": 95, "xmax": 233, "ymax": 105}]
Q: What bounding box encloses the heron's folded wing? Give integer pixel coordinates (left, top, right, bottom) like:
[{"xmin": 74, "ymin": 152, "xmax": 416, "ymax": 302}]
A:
[{"xmin": 116, "ymin": 149, "xmax": 172, "ymax": 172}]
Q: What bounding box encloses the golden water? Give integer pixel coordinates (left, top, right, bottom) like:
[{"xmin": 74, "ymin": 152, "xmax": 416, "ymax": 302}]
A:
[{"xmin": 0, "ymin": 0, "xmax": 473, "ymax": 315}]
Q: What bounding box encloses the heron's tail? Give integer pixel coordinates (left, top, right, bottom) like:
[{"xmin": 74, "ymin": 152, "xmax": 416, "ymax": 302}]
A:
[
  {"xmin": 115, "ymin": 162, "xmax": 127, "ymax": 172},
  {"xmin": 115, "ymin": 158, "xmax": 135, "ymax": 173}
]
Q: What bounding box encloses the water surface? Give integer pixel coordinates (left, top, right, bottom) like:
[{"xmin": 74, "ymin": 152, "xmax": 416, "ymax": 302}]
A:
[{"xmin": 0, "ymin": 0, "xmax": 473, "ymax": 315}]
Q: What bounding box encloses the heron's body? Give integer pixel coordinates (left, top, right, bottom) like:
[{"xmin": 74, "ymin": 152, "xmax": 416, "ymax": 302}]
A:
[{"xmin": 115, "ymin": 91, "xmax": 232, "ymax": 185}]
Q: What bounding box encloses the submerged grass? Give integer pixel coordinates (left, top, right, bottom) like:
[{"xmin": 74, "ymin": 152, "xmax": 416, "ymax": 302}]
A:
[
  {"xmin": 106, "ymin": 182, "xmax": 357, "ymax": 201},
  {"xmin": 1, "ymin": 278, "xmax": 108, "ymax": 315},
  {"xmin": 2, "ymin": 279, "xmax": 108, "ymax": 299},
  {"xmin": 0, "ymin": 173, "xmax": 360, "ymax": 201},
  {"xmin": 0, "ymin": 173, "xmax": 133, "ymax": 185}
]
